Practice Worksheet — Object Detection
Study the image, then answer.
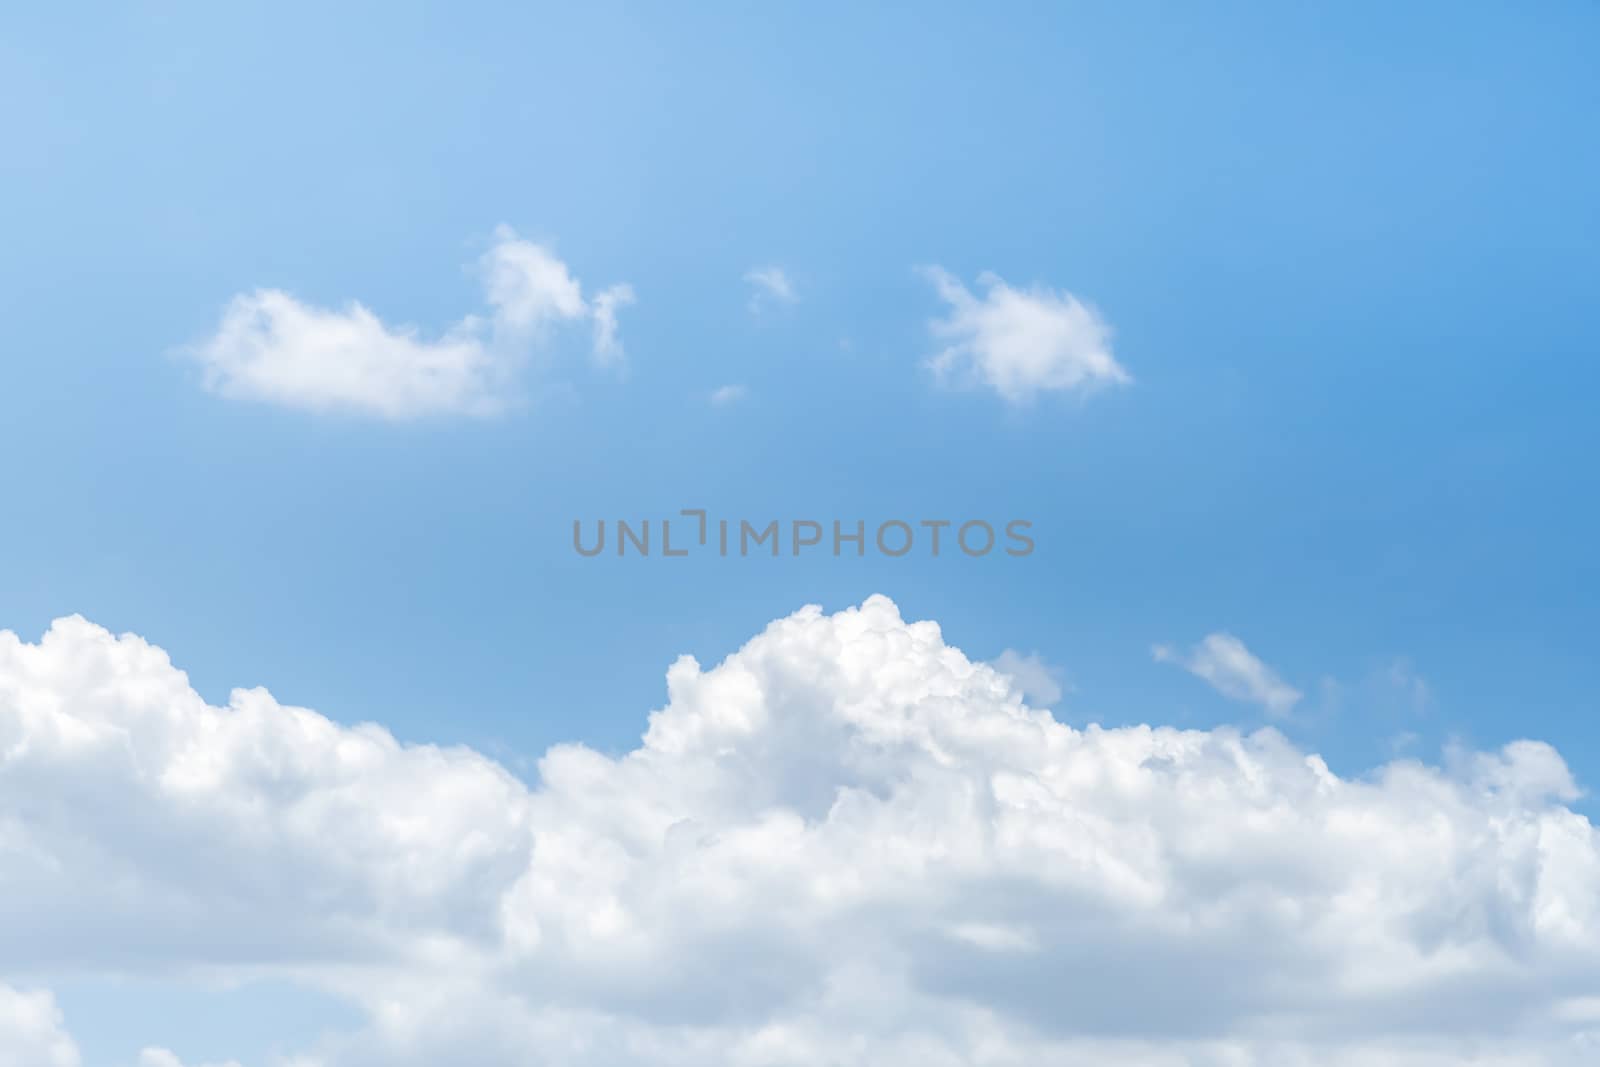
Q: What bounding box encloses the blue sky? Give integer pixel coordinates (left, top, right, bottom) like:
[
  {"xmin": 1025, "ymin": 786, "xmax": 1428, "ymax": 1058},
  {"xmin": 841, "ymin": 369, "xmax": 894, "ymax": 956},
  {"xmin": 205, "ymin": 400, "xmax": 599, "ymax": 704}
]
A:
[
  {"xmin": 2, "ymin": 4, "xmax": 1599, "ymax": 1065},
  {"xmin": 5, "ymin": 0, "xmax": 1595, "ymax": 771}
]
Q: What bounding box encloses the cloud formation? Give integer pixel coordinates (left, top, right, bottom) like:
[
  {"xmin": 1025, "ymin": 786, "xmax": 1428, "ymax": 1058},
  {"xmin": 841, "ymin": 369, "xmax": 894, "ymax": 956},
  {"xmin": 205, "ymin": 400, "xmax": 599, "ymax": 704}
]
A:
[
  {"xmin": 744, "ymin": 266, "xmax": 797, "ymax": 312},
  {"xmin": 181, "ymin": 226, "xmax": 631, "ymax": 418},
  {"xmin": 923, "ymin": 267, "xmax": 1128, "ymax": 403},
  {"xmin": 4, "ymin": 601, "xmax": 1600, "ymax": 1064},
  {"xmin": 1155, "ymin": 631, "xmax": 1303, "ymax": 715},
  {"xmin": 989, "ymin": 648, "xmax": 1066, "ymax": 706},
  {"xmin": 0, "ymin": 985, "xmax": 78, "ymax": 1067}
]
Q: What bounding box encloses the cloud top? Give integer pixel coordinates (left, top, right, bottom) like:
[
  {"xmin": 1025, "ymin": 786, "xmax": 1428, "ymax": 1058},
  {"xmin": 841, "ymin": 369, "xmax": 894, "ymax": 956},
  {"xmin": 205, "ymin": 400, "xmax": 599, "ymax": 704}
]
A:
[
  {"xmin": 0, "ymin": 985, "xmax": 78, "ymax": 1067},
  {"xmin": 4, "ymin": 601, "xmax": 1600, "ymax": 1064}
]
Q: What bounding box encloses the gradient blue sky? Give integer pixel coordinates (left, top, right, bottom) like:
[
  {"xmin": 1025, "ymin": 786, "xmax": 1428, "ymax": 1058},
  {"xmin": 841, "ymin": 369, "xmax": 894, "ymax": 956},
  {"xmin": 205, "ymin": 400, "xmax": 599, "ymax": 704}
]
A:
[
  {"xmin": 5, "ymin": 1, "xmax": 1598, "ymax": 773},
  {"xmin": 4, "ymin": 4, "xmax": 1600, "ymax": 1063}
]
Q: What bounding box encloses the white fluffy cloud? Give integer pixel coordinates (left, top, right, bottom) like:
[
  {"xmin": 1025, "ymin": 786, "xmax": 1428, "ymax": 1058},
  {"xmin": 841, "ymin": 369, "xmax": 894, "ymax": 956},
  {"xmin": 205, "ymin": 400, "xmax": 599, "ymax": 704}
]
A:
[
  {"xmin": 0, "ymin": 985, "xmax": 79, "ymax": 1067},
  {"xmin": 182, "ymin": 226, "xmax": 631, "ymax": 418},
  {"xmin": 5, "ymin": 600, "xmax": 1600, "ymax": 1065},
  {"xmin": 924, "ymin": 267, "xmax": 1129, "ymax": 403},
  {"xmin": 1155, "ymin": 631, "xmax": 1304, "ymax": 715}
]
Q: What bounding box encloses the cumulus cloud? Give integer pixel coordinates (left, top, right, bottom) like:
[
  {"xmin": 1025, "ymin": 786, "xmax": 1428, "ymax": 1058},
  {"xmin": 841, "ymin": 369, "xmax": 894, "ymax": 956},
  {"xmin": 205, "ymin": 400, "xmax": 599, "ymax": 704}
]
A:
[
  {"xmin": 923, "ymin": 267, "xmax": 1128, "ymax": 403},
  {"xmin": 181, "ymin": 226, "xmax": 632, "ymax": 418},
  {"xmin": 745, "ymin": 266, "xmax": 797, "ymax": 312},
  {"xmin": 1155, "ymin": 631, "xmax": 1303, "ymax": 715},
  {"xmin": 4, "ymin": 601, "xmax": 1600, "ymax": 1064},
  {"xmin": 0, "ymin": 985, "xmax": 78, "ymax": 1067}
]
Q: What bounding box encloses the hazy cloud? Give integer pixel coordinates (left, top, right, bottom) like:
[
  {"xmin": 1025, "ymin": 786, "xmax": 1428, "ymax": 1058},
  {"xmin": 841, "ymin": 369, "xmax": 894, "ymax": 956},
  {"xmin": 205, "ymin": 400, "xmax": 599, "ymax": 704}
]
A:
[{"xmin": 1155, "ymin": 632, "xmax": 1303, "ymax": 715}]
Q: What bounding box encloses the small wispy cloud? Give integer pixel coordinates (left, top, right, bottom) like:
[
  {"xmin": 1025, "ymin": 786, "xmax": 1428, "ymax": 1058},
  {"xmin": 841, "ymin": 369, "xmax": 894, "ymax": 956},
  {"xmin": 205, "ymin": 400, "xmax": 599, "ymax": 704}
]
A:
[
  {"xmin": 990, "ymin": 649, "xmax": 1068, "ymax": 706},
  {"xmin": 922, "ymin": 266, "xmax": 1128, "ymax": 405},
  {"xmin": 745, "ymin": 266, "xmax": 797, "ymax": 312},
  {"xmin": 1154, "ymin": 632, "xmax": 1302, "ymax": 715},
  {"xmin": 589, "ymin": 283, "xmax": 636, "ymax": 368},
  {"xmin": 1385, "ymin": 658, "xmax": 1433, "ymax": 713},
  {"xmin": 709, "ymin": 384, "xmax": 748, "ymax": 406}
]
